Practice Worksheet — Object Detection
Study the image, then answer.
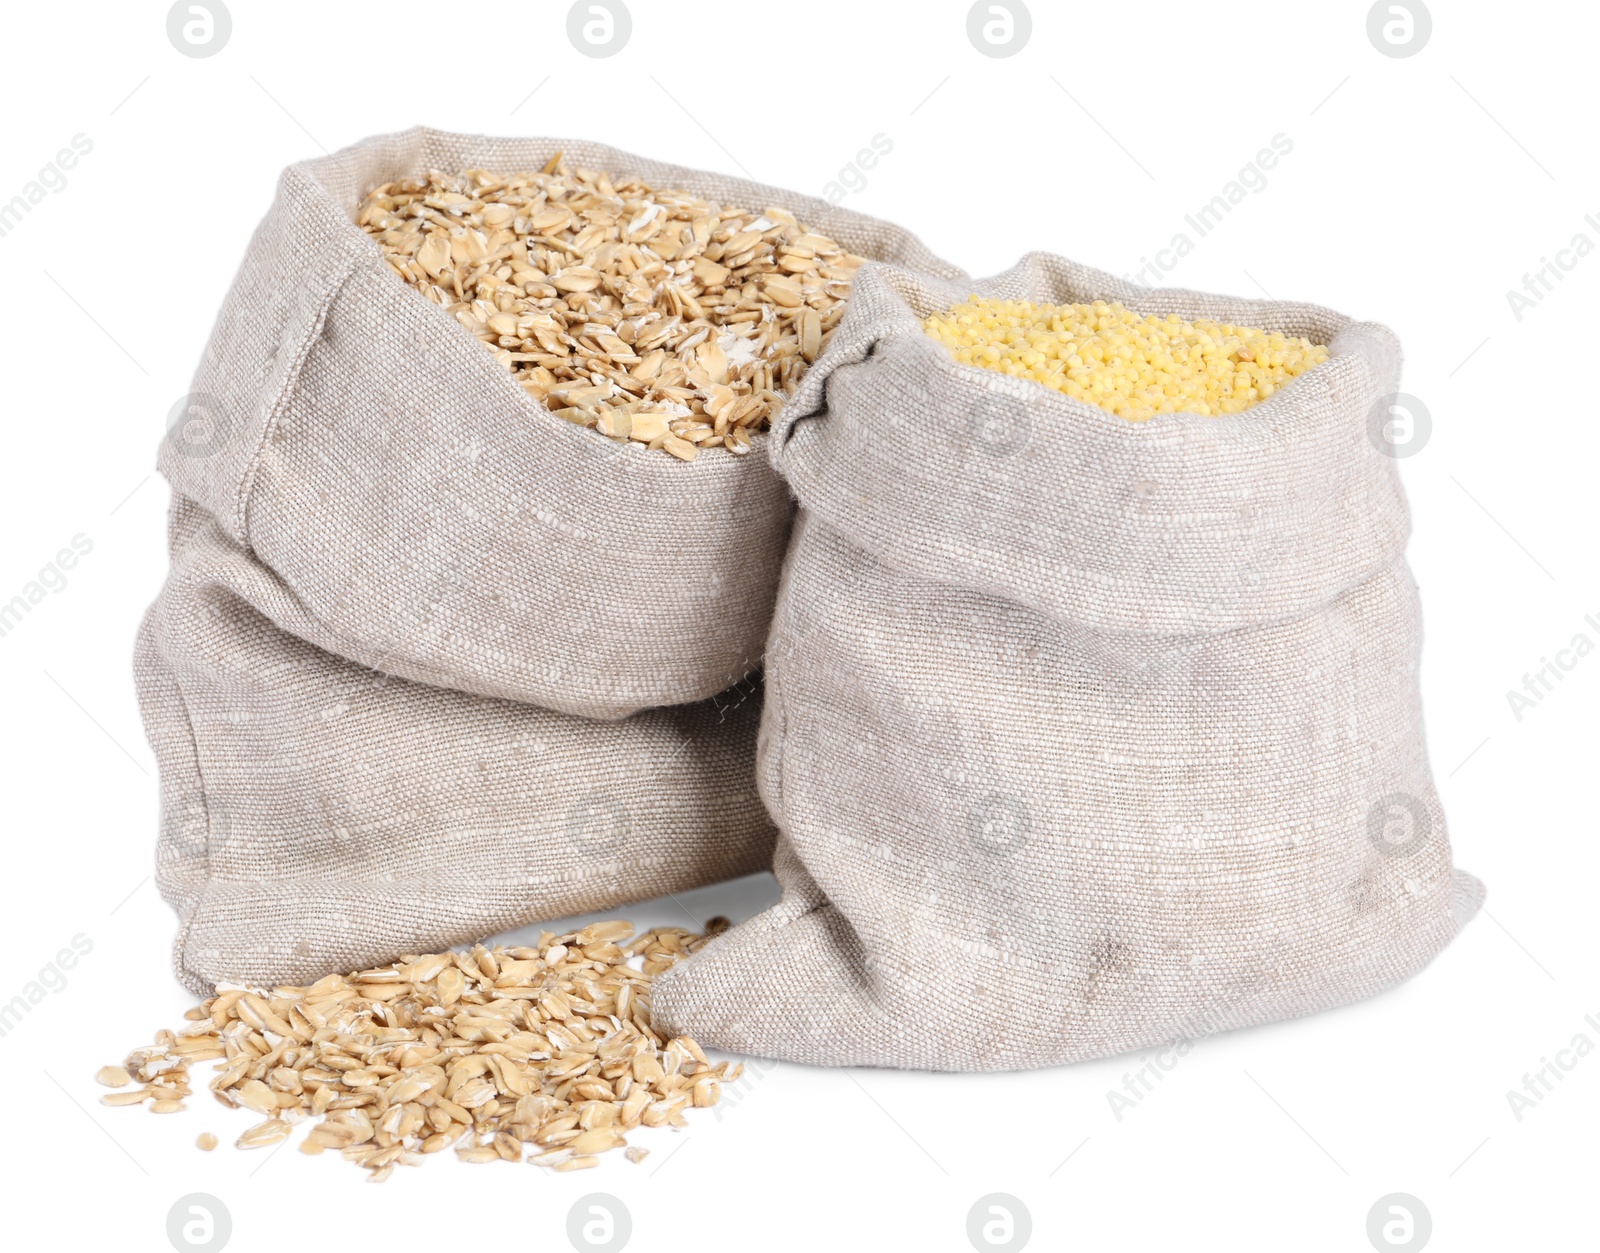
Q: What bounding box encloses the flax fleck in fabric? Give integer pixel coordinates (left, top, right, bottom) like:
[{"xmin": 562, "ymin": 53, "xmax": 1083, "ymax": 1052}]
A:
[
  {"xmin": 155, "ymin": 127, "xmax": 966, "ymax": 721},
  {"xmin": 653, "ymin": 255, "xmax": 1483, "ymax": 1070}
]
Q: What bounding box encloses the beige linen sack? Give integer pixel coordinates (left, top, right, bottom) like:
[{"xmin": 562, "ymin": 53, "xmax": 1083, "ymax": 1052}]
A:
[
  {"xmin": 654, "ymin": 255, "xmax": 1483, "ymax": 1071},
  {"xmin": 157, "ymin": 127, "xmax": 965, "ymax": 721},
  {"xmin": 136, "ymin": 497, "xmax": 773, "ymax": 996}
]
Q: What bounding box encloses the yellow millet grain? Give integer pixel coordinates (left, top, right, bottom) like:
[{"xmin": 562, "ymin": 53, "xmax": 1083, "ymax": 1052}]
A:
[{"xmin": 923, "ymin": 297, "xmax": 1330, "ymax": 421}]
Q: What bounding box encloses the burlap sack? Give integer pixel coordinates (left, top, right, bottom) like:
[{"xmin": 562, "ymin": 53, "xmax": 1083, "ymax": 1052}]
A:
[
  {"xmin": 157, "ymin": 127, "xmax": 964, "ymax": 721},
  {"xmin": 653, "ymin": 255, "xmax": 1483, "ymax": 1071},
  {"xmin": 136, "ymin": 496, "xmax": 773, "ymax": 996}
]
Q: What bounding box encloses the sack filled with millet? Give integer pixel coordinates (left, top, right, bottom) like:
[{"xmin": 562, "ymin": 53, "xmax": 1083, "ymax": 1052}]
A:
[{"xmin": 652, "ymin": 252, "xmax": 1482, "ymax": 1071}]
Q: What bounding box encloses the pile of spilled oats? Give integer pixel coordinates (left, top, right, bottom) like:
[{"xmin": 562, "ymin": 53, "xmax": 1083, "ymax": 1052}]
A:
[
  {"xmin": 357, "ymin": 154, "xmax": 865, "ymax": 461},
  {"xmin": 95, "ymin": 920, "xmax": 737, "ymax": 1181}
]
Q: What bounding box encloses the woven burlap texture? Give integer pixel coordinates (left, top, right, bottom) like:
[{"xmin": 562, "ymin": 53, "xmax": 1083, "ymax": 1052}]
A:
[
  {"xmin": 653, "ymin": 255, "xmax": 1482, "ymax": 1071},
  {"xmin": 156, "ymin": 127, "xmax": 965, "ymax": 720},
  {"xmin": 137, "ymin": 496, "xmax": 774, "ymax": 996}
]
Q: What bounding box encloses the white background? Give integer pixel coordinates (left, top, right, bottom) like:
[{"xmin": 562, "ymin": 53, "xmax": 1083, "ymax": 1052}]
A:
[{"xmin": 0, "ymin": 1, "xmax": 1593, "ymax": 1250}]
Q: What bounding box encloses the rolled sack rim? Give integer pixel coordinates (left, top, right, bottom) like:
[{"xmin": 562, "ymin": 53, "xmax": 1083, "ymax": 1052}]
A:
[
  {"xmin": 282, "ymin": 124, "xmax": 969, "ymax": 480},
  {"xmin": 158, "ymin": 125, "xmax": 969, "ymax": 544},
  {"xmin": 768, "ymin": 254, "xmax": 1413, "ymax": 635}
]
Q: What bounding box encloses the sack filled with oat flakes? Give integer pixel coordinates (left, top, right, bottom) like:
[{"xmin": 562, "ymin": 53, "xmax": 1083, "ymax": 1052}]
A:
[
  {"xmin": 157, "ymin": 127, "xmax": 965, "ymax": 721},
  {"xmin": 136, "ymin": 497, "xmax": 773, "ymax": 995},
  {"xmin": 652, "ymin": 254, "xmax": 1483, "ymax": 1070}
]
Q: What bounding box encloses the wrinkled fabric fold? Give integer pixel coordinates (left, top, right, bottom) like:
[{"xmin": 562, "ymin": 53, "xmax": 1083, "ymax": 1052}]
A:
[{"xmin": 137, "ymin": 496, "xmax": 775, "ymax": 995}]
